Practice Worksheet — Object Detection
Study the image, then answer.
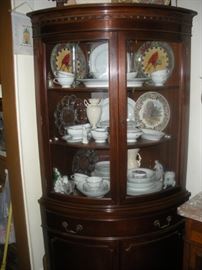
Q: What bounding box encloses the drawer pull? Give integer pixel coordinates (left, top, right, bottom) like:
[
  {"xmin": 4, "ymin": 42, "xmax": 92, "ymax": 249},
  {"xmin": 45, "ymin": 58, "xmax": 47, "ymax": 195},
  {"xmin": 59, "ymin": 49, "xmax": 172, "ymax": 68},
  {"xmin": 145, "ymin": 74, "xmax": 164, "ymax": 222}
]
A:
[
  {"xmin": 153, "ymin": 216, "xmax": 172, "ymax": 229},
  {"xmin": 62, "ymin": 221, "xmax": 83, "ymax": 234}
]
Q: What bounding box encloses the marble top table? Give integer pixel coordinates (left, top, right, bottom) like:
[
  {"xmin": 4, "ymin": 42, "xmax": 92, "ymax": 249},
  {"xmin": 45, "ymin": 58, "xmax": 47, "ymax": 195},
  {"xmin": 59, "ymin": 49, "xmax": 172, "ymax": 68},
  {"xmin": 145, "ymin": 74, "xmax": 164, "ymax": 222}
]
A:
[{"xmin": 178, "ymin": 192, "xmax": 202, "ymax": 222}]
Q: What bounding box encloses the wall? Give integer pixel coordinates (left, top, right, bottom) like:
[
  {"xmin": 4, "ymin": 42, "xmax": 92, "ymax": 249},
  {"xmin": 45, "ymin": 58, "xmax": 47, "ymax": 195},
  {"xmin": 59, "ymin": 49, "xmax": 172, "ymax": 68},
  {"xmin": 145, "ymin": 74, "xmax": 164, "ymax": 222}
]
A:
[
  {"xmin": 12, "ymin": 1, "xmax": 202, "ymax": 270},
  {"xmin": 175, "ymin": 0, "xmax": 202, "ymax": 196},
  {"xmin": 11, "ymin": 2, "xmax": 55, "ymax": 270}
]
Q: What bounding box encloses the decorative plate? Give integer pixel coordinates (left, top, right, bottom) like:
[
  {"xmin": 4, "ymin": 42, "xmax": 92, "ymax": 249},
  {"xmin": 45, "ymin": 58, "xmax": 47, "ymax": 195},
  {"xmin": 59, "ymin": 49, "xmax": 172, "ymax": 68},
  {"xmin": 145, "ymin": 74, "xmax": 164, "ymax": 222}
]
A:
[
  {"xmin": 89, "ymin": 43, "xmax": 108, "ymax": 79},
  {"xmin": 135, "ymin": 41, "xmax": 174, "ymax": 78},
  {"xmin": 50, "ymin": 43, "xmax": 87, "ymax": 79},
  {"xmin": 134, "ymin": 92, "xmax": 170, "ymax": 131},
  {"xmin": 54, "ymin": 95, "xmax": 88, "ymax": 135},
  {"xmin": 100, "ymin": 97, "xmax": 136, "ymax": 122},
  {"xmin": 72, "ymin": 149, "xmax": 99, "ymax": 176}
]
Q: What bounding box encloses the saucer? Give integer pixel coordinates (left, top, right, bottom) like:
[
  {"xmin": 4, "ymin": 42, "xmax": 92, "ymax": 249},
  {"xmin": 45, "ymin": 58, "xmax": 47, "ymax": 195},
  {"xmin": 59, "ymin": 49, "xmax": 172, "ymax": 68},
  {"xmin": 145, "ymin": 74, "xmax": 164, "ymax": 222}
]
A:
[
  {"xmin": 77, "ymin": 180, "xmax": 110, "ymax": 198},
  {"xmin": 67, "ymin": 137, "xmax": 82, "ymax": 143}
]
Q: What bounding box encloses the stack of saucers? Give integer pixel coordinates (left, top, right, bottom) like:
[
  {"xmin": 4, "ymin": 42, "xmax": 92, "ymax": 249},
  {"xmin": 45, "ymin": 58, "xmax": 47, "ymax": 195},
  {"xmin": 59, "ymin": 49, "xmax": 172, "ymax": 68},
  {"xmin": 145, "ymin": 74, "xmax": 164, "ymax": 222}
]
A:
[{"xmin": 127, "ymin": 168, "xmax": 162, "ymax": 196}]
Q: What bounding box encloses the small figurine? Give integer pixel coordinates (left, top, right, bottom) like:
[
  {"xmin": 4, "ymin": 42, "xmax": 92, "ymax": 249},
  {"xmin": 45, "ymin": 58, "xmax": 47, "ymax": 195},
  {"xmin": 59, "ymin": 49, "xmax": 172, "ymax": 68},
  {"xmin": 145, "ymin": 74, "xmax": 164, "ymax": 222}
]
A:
[
  {"xmin": 153, "ymin": 160, "xmax": 164, "ymax": 181},
  {"xmin": 53, "ymin": 168, "xmax": 62, "ymax": 184},
  {"xmin": 53, "ymin": 168, "xmax": 71, "ymax": 194},
  {"xmin": 163, "ymin": 171, "xmax": 176, "ymax": 189}
]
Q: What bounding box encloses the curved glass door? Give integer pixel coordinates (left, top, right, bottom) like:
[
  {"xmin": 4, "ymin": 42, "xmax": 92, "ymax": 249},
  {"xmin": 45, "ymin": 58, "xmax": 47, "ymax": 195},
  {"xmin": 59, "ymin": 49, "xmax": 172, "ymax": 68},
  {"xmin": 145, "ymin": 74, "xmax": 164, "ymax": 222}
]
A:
[
  {"xmin": 123, "ymin": 37, "xmax": 179, "ymax": 199},
  {"xmin": 45, "ymin": 38, "xmax": 114, "ymax": 202}
]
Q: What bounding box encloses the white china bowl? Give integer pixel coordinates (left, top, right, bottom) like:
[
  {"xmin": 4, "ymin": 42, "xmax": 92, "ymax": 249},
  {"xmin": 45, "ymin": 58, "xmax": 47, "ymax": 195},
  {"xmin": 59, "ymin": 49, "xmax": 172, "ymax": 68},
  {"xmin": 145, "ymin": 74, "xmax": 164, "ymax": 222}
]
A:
[
  {"xmin": 91, "ymin": 130, "xmax": 108, "ymax": 142},
  {"xmin": 67, "ymin": 124, "xmax": 90, "ymax": 137},
  {"xmin": 127, "ymin": 72, "xmax": 138, "ymax": 80},
  {"xmin": 128, "ymin": 168, "xmax": 155, "ymax": 183},
  {"xmin": 53, "ymin": 76, "xmax": 74, "ymax": 88},
  {"xmin": 151, "ymin": 69, "xmax": 168, "ymax": 86},
  {"xmin": 141, "ymin": 129, "xmax": 165, "ymax": 141},
  {"xmin": 67, "ymin": 126, "xmax": 83, "ymax": 137}
]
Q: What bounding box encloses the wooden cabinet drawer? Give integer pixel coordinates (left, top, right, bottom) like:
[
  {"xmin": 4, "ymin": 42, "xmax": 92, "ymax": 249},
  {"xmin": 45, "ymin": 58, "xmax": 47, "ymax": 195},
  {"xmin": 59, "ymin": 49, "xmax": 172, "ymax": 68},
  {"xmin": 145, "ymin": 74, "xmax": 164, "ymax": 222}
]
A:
[{"xmin": 44, "ymin": 208, "xmax": 182, "ymax": 237}]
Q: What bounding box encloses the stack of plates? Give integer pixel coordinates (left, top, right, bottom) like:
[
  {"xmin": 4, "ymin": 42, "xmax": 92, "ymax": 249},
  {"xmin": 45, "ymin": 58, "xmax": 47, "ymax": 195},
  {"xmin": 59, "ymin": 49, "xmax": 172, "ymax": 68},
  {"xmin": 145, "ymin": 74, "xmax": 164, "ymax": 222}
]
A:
[{"xmin": 127, "ymin": 168, "xmax": 162, "ymax": 195}]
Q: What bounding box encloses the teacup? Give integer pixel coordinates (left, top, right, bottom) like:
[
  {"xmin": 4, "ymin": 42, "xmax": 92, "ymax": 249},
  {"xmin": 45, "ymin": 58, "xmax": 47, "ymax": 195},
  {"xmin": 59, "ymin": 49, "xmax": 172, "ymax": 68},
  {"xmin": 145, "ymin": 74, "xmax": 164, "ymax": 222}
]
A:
[
  {"xmin": 53, "ymin": 76, "xmax": 74, "ymax": 88},
  {"xmin": 85, "ymin": 176, "xmax": 103, "ymax": 191},
  {"xmin": 151, "ymin": 69, "xmax": 168, "ymax": 86},
  {"xmin": 54, "ymin": 70, "xmax": 74, "ymax": 78}
]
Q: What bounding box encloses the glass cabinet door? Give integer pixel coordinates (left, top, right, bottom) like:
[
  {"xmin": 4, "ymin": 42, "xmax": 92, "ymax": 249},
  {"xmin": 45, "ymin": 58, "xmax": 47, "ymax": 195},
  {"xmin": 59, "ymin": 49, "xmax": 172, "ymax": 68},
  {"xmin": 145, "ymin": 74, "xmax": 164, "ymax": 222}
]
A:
[
  {"xmin": 121, "ymin": 36, "xmax": 181, "ymax": 200},
  {"xmin": 45, "ymin": 37, "xmax": 115, "ymax": 202}
]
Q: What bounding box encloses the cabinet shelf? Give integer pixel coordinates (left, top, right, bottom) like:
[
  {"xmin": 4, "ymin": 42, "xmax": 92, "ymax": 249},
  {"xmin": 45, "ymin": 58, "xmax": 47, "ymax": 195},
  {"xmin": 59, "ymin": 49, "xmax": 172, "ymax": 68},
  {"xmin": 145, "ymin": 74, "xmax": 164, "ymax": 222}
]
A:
[
  {"xmin": 48, "ymin": 85, "xmax": 179, "ymax": 93},
  {"xmin": 50, "ymin": 136, "xmax": 170, "ymax": 149},
  {"xmin": 50, "ymin": 139, "xmax": 110, "ymax": 149}
]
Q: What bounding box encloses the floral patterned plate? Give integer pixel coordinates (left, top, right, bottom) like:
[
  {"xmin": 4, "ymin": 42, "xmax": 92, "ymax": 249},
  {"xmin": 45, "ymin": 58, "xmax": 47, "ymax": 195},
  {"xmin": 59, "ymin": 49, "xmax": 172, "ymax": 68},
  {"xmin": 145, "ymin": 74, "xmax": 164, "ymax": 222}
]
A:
[{"xmin": 134, "ymin": 91, "xmax": 170, "ymax": 131}]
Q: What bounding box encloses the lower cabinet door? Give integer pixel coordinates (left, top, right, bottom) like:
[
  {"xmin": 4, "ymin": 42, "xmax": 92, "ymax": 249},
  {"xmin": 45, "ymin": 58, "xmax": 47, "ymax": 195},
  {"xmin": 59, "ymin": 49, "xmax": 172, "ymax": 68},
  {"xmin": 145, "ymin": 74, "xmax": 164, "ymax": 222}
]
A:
[
  {"xmin": 48, "ymin": 233, "xmax": 119, "ymax": 270},
  {"xmin": 120, "ymin": 229, "xmax": 184, "ymax": 270}
]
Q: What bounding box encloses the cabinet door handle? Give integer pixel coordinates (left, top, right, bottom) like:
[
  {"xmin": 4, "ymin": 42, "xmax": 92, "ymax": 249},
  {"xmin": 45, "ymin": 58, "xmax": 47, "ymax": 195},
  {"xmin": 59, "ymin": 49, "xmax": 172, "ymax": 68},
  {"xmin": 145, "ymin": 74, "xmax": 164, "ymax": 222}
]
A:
[
  {"xmin": 153, "ymin": 216, "xmax": 172, "ymax": 229},
  {"xmin": 62, "ymin": 221, "xmax": 83, "ymax": 234}
]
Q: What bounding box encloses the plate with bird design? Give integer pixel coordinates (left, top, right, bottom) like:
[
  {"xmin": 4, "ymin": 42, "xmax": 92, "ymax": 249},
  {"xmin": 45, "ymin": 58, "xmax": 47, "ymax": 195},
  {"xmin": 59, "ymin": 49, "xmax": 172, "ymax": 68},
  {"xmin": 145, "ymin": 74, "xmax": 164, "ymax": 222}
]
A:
[
  {"xmin": 135, "ymin": 41, "xmax": 174, "ymax": 79},
  {"xmin": 50, "ymin": 43, "xmax": 87, "ymax": 79}
]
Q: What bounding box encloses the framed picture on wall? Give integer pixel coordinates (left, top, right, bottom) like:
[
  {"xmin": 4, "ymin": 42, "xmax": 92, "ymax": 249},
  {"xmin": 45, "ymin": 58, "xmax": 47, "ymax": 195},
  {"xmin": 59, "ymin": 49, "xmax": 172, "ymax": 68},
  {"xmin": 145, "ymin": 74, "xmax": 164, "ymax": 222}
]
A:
[{"xmin": 11, "ymin": 12, "xmax": 33, "ymax": 55}]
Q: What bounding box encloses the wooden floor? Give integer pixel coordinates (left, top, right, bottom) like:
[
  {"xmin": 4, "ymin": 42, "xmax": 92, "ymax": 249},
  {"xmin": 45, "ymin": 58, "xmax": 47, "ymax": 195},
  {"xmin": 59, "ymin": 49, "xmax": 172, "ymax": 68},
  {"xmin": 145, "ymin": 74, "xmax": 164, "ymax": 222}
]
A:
[{"xmin": 0, "ymin": 244, "xmax": 18, "ymax": 270}]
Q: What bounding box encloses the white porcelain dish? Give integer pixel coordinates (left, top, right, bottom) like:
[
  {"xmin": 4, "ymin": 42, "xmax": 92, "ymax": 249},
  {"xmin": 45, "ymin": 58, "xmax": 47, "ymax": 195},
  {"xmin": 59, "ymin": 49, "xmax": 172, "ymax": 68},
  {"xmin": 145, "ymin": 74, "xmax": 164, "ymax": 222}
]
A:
[
  {"xmin": 79, "ymin": 79, "xmax": 108, "ymax": 88},
  {"xmin": 91, "ymin": 130, "xmax": 108, "ymax": 143},
  {"xmin": 66, "ymin": 137, "xmax": 83, "ymax": 143},
  {"xmin": 127, "ymin": 78, "xmax": 148, "ymax": 87},
  {"xmin": 128, "ymin": 168, "xmax": 155, "ymax": 183}
]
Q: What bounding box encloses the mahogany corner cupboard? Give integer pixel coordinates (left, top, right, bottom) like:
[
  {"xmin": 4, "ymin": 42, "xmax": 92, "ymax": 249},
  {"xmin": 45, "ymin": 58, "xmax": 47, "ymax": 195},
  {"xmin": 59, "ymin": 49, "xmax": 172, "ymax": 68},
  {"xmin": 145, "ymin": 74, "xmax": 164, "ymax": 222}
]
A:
[{"xmin": 28, "ymin": 4, "xmax": 196, "ymax": 270}]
